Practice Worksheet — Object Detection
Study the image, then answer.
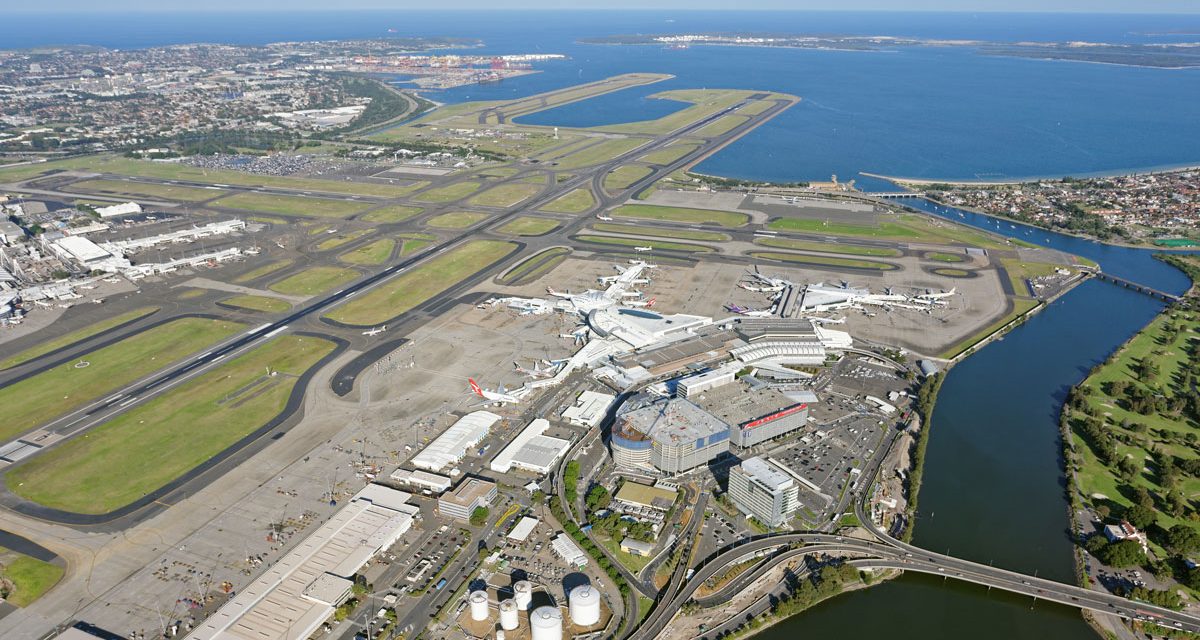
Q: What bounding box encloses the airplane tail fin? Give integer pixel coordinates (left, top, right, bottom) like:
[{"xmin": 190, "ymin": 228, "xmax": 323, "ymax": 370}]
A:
[
  {"xmin": 647, "ymin": 298, "xmax": 656, "ymax": 307},
  {"xmin": 468, "ymin": 378, "xmax": 484, "ymax": 397}
]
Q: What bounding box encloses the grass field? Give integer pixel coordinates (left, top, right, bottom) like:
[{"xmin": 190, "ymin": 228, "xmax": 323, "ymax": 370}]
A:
[
  {"xmin": 925, "ymin": 251, "xmax": 967, "ymax": 263},
  {"xmin": 0, "ymin": 317, "xmax": 243, "ymax": 443},
  {"xmin": 426, "ymin": 211, "xmax": 489, "ymax": 229},
  {"xmin": 603, "ymin": 165, "xmax": 654, "ymax": 193},
  {"xmin": 361, "ymin": 205, "xmax": 423, "ymax": 223},
  {"xmin": 398, "ymin": 233, "xmax": 437, "ymax": 255},
  {"xmin": 540, "ymin": 188, "xmax": 595, "ymax": 213},
  {"xmin": 305, "ymin": 223, "xmax": 331, "ymax": 235},
  {"xmin": 66, "ymin": 178, "xmax": 226, "ymax": 202},
  {"xmin": 691, "ymin": 114, "xmax": 749, "ymax": 138},
  {"xmin": 220, "ymin": 295, "xmax": 291, "ymax": 313},
  {"xmin": 176, "ymin": 289, "xmax": 206, "ymax": 300},
  {"xmin": 0, "ymin": 155, "xmax": 423, "ymax": 197},
  {"xmin": 340, "ymin": 238, "xmax": 396, "ymax": 265},
  {"xmin": 755, "ymin": 237, "xmax": 903, "ymax": 257},
  {"xmin": 736, "ymin": 99, "xmax": 777, "ymax": 116},
  {"xmin": 0, "ymin": 549, "xmax": 63, "ymax": 607},
  {"xmin": 268, "ymin": 266, "xmax": 359, "ymax": 297},
  {"xmin": 613, "ymin": 204, "xmax": 748, "ymax": 228},
  {"xmin": 639, "ymin": 143, "xmax": 698, "ymax": 165},
  {"xmin": 0, "ymin": 306, "xmax": 159, "ymax": 371},
  {"xmin": 1066, "ymin": 309, "xmax": 1200, "ymax": 550},
  {"xmin": 315, "ymin": 229, "xmax": 372, "ymax": 252},
  {"xmin": 750, "ymin": 251, "xmax": 898, "ymax": 270},
  {"xmin": 215, "ymin": 192, "xmax": 370, "ymax": 218},
  {"xmin": 497, "ymin": 217, "xmax": 560, "ymax": 236},
  {"xmin": 234, "ymin": 259, "xmax": 294, "ymax": 284},
  {"xmin": 592, "ymin": 222, "xmax": 729, "ymax": 242},
  {"xmin": 246, "ymin": 215, "xmax": 289, "ymax": 225},
  {"xmin": 468, "ymin": 182, "xmax": 541, "ymax": 207},
  {"xmin": 324, "ymin": 240, "xmax": 517, "ymax": 326},
  {"xmin": 552, "ymin": 138, "xmax": 647, "ymax": 170},
  {"xmin": 412, "ymin": 181, "xmax": 482, "ymax": 203},
  {"xmin": 498, "ymin": 247, "xmax": 570, "ymax": 285},
  {"xmin": 6, "ymin": 335, "xmax": 336, "ymax": 514},
  {"xmin": 576, "ymin": 234, "xmax": 714, "ymax": 253},
  {"xmin": 592, "ymin": 89, "xmax": 760, "ymax": 136},
  {"xmin": 938, "ymin": 298, "xmax": 1040, "ymax": 359}
]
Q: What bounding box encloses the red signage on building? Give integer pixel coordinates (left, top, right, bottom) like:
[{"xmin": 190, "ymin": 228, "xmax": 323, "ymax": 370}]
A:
[{"xmin": 743, "ymin": 403, "xmax": 807, "ymax": 430}]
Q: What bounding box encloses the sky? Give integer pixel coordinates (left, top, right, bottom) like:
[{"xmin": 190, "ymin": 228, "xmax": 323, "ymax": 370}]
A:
[{"xmin": 11, "ymin": 0, "xmax": 1200, "ymax": 12}]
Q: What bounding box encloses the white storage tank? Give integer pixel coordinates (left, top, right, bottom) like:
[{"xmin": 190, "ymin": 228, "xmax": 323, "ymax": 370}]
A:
[
  {"xmin": 499, "ymin": 598, "xmax": 520, "ymax": 631},
  {"xmin": 513, "ymin": 580, "xmax": 533, "ymax": 610},
  {"xmin": 568, "ymin": 584, "xmax": 601, "ymax": 626},
  {"xmin": 469, "ymin": 590, "xmax": 490, "ymax": 621},
  {"xmin": 496, "ymin": 632, "xmax": 506, "ymax": 640},
  {"xmin": 530, "ymin": 606, "xmax": 562, "ymax": 640}
]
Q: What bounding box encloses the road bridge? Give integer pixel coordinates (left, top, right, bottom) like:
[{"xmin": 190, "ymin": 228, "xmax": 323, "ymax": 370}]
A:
[{"xmin": 1084, "ymin": 268, "xmax": 1182, "ymax": 303}]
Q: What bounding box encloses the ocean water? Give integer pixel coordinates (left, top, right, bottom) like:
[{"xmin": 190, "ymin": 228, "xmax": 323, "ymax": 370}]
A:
[{"xmin": 5, "ymin": 11, "xmax": 1200, "ymax": 189}]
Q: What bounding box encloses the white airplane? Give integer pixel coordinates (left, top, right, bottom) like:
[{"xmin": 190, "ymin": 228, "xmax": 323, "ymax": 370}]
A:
[
  {"xmin": 625, "ymin": 297, "xmax": 656, "ymax": 308},
  {"xmin": 913, "ymin": 287, "xmax": 956, "ymax": 301},
  {"xmin": 596, "ymin": 214, "xmax": 614, "ymax": 221},
  {"xmin": 362, "ymin": 325, "xmax": 387, "ymax": 336},
  {"xmin": 514, "ymin": 360, "xmax": 558, "ymax": 379},
  {"xmin": 744, "ymin": 265, "xmax": 792, "ymax": 289},
  {"xmin": 634, "ymin": 246, "xmax": 652, "ymax": 253},
  {"xmin": 469, "ymin": 378, "xmax": 528, "ymax": 407},
  {"xmin": 725, "ymin": 303, "xmax": 774, "ymax": 317},
  {"xmin": 560, "ymin": 326, "xmax": 590, "ymax": 345},
  {"xmin": 738, "ymin": 282, "xmax": 785, "ymax": 293}
]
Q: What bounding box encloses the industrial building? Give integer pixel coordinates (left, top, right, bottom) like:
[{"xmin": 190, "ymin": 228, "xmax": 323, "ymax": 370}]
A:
[
  {"xmin": 561, "ymin": 390, "xmax": 615, "ymax": 428},
  {"xmin": 184, "ymin": 484, "xmax": 418, "ymax": 640},
  {"xmin": 727, "ymin": 457, "xmax": 800, "ymax": 528},
  {"xmin": 550, "ymin": 533, "xmax": 588, "ymax": 567},
  {"xmin": 388, "ymin": 468, "xmax": 452, "ymax": 494},
  {"xmin": 438, "ymin": 477, "xmax": 497, "ymax": 520},
  {"xmin": 611, "ymin": 395, "xmax": 730, "ymax": 474},
  {"xmin": 50, "ymin": 236, "xmax": 130, "ymax": 272},
  {"xmin": 489, "ymin": 418, "xmax": 570, "ymax": 475},
  {"xmin": 94, "ymin": 202, "xmax": 142, "ymax": 218},
  {"xmin": 410, "ymin": 411, "xmax": 501, "ymax": 472},
  {"xmin": 507, "ymin": 516, "xmax": 539, "ymax": 542}
]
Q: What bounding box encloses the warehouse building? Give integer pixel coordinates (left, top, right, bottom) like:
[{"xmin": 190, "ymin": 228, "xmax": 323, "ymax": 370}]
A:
[
  {"xmin": 410, "ymin": 411, "xmax": 501, "ymax": 472},
  {"xmin": 561, "ymin": 390, "xmax": 615, "ymax": 428},
  {"xmin": 728, "ymin": 457, "xmax": 800, "ymax": 528},
  {"xmin": 94, "ymin": 202, "xmax": 142, "ymax": 218},
  {"xmin": 611, "ymin": 395, "xmax": 730, "ymax": 474},
  {"xmin": 551, "ymin": 533, "xmax": 589, "ymax": 567},
  {"xmin": 489, "ymin": 418, "xmax": 570, "ymax": 475},
  {"xmin": 185, "ymin": 484, "xmax": 417, "ymax": 640},
  {"xmin": 388, "ymin": 468, "xmax": 453, "ymax": 495},
  {"xmin": 438, "ymin": 477, "xmax": 497, "ymax": 521}
]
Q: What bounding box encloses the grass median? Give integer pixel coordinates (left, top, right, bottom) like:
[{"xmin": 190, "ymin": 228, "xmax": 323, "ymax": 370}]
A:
[
  {"xmin": 6, "ymin": 335, "xmax": 336, "ymax": 514},
  {"xmin": 613, "ymin": 204, "xmax": 748, "ymax": 228},
  {"xmin": 361, "ymin": 205, "xmax": 423, "ymax": 223},
  {"xmin": 269, "ymin": 266, "xmax": 359, "ymax": 297},
  {"xmin": 592, "ymin": 222, "xmax": 728, "ymax": 242},
  {"xmin": 540, "ymin": 188, "xmax": 595, "ymax": 213},
  {"xmin": 427, "ymin": 211, "xmax": 490, "ymax": 229},
  {"xmin": 755, "ymin": 237, "xmax": 902, "ymax": 257},
  {"xmin": 0, "ymin": 317, "xmax": 244, "ymax": 442},
  {"xmin": 576, "ymin": 234, "xmax": 714, "ymax": 253},
  {"xmin": 749, "ymin": 251, "xmax": 899, "ymax": 270},
  {"xmin": 221, "ymin": 295, "xmax": 292, "ymax": 313},
  {"xmin": 604, "ymin": 165, "xmax": 654, "ymax": 193},
  {"xmin": 233, "ymin": 259, "xmax": 294, "ymax": 284},
  {"xmin": 324, "ymin": 240, "xmax": 517, "ymax": 326},
  {"xmin": 215, "ymin": 192, "xmax": 371, "ymax": 219},
  {"xmin": 0, "ymin": 306, "xmax": 159, "ymax": 371},
  {"xmin": 0, "ymin": 548, "xmax": 63, "ymax": 607},
  {"xmin": 65, "ymin": 178, "xmax": 226, "ymax": 202},
  {"xmin": 340, "ymin": 238, "xmax": 396, "ymax": 265},
  {"xmin": 412, "ymin": 181, "xmax": 482, "ymax": 203},
  {"xmin": 468, "ymin": 182, "xmax": 541, "ymax": 207}
]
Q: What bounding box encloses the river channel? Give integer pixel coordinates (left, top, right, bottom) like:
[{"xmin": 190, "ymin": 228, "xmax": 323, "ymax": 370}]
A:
[{"xmin": 756, "ymin": 200, "xmax": 1194, "ymax": 639}]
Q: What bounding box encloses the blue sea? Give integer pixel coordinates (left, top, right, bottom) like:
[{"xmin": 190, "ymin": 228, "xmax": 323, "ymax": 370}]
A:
[{"xmin": 5, "ymin": 10, "xmax": 1200, "ymax": 189}]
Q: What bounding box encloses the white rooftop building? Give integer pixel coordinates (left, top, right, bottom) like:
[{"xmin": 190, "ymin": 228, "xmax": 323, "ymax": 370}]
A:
[
  {"xmin": 410, "ymin": 411, "xmax": 501, "ymax": 472},
  {"xmin": 389, "ymin": 468, "xmax": 452, "ymax": 494},
  {"xmin": 489, "ymin": 418, "xmax": 570, "ymax": 475},
  {"xmin": 550, "ymin": 533, "xmax": 588, "ymax": 567},
  {"xmin": 508, "ymin": 516, "xmax": 539, "ymax": 542},
  {"xmin": 561, "ymin": 390, "xmax": 615, "ymax": 428},
  {"xmin": 184, "ymin": 484, "xmax": 417, "ymax": 640},
  {"xmin": 94, "ymin": 202, "xmax": 142, "ymax": 218}
]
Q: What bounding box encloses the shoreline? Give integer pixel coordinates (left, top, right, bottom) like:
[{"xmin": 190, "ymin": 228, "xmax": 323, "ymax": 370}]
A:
[{"xmin": 860, "ymin": 162, "xmax": 1200, "ymax": 187}]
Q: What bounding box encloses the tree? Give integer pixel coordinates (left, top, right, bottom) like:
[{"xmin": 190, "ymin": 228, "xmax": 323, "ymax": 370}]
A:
[
  {"xmin": 469, "ymin": 506, "xmax": 489, "ymax": 527},
  {"xmin": 1165, "ymin": 524, "xmax": 1200, "ymax": 554},
  {"xmin": 585, "ymin": 485, "xmax": 611, "ymax": 512},
  {"xmin": 1124, "ymin": 503, "xmax": 1157, "ymax": 530},
  {"xmin": 1098, "ymin": 539, "xmax": 1148, "ymax": 568},
  {"xmin": 1133, "ymin": 486, "xmax": 1155, "ymax": 510},
  {"xmin": 1118, "ymin": 457, "xmax": 1140, "ymax": 481}
]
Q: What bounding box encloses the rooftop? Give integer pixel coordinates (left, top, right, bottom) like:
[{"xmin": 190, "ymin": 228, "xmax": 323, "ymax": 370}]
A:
[
  {"xmin": 738, "ymin": 457, "xmax": 795, "ymax": 493},
  {"xmin": 411, "ymin": 411, "xmax": 500, "ymax": 472},
  {"xmin": 618, "ymin": 396, "xmax": 729, "ymax": 446}
]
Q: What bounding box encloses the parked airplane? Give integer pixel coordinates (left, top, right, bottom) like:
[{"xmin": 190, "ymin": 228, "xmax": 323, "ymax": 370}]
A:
[
  {"xmin": 743, "ymin": 265, "xmax": 792, "ymax": 289},
  {"xmin": 514, "ymin": 360, "xmax": 558, "ymax": 379},
  {"xmin": 362, "ymin": 325, "xmax": 387, "ymax": 336},
  {"xmin": 468, "ymin": 378, "xmax": 528, "ymax": 407},
  {"xmin": 625, "ymin": 298, "xmax": 656, "ymax": 308},
  {"xmin": 596, "ymin": 214, "xmax": 614, "ymax": 221},
  {"xmin": 560, "ymin": 326, "xmax": 590, "ymax": 345},
  {"xmin": 634, "ymin": 246, "xmax": 652, "ymax": 253},
  {"xmin": 725, "ymin": 303, "xmax": 774, "ymax": 318}
]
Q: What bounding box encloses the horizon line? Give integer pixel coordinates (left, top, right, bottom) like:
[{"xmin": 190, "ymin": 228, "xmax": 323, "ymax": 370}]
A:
[{"xmin": 7, "ymin": 8, "xmax": 1200, "ymax": 14}]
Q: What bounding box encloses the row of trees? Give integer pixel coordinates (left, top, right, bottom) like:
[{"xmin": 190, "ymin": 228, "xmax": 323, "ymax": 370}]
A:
[{"xmin": 547, "ymin": 495, "xmax": 632, "ymax": 600}]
